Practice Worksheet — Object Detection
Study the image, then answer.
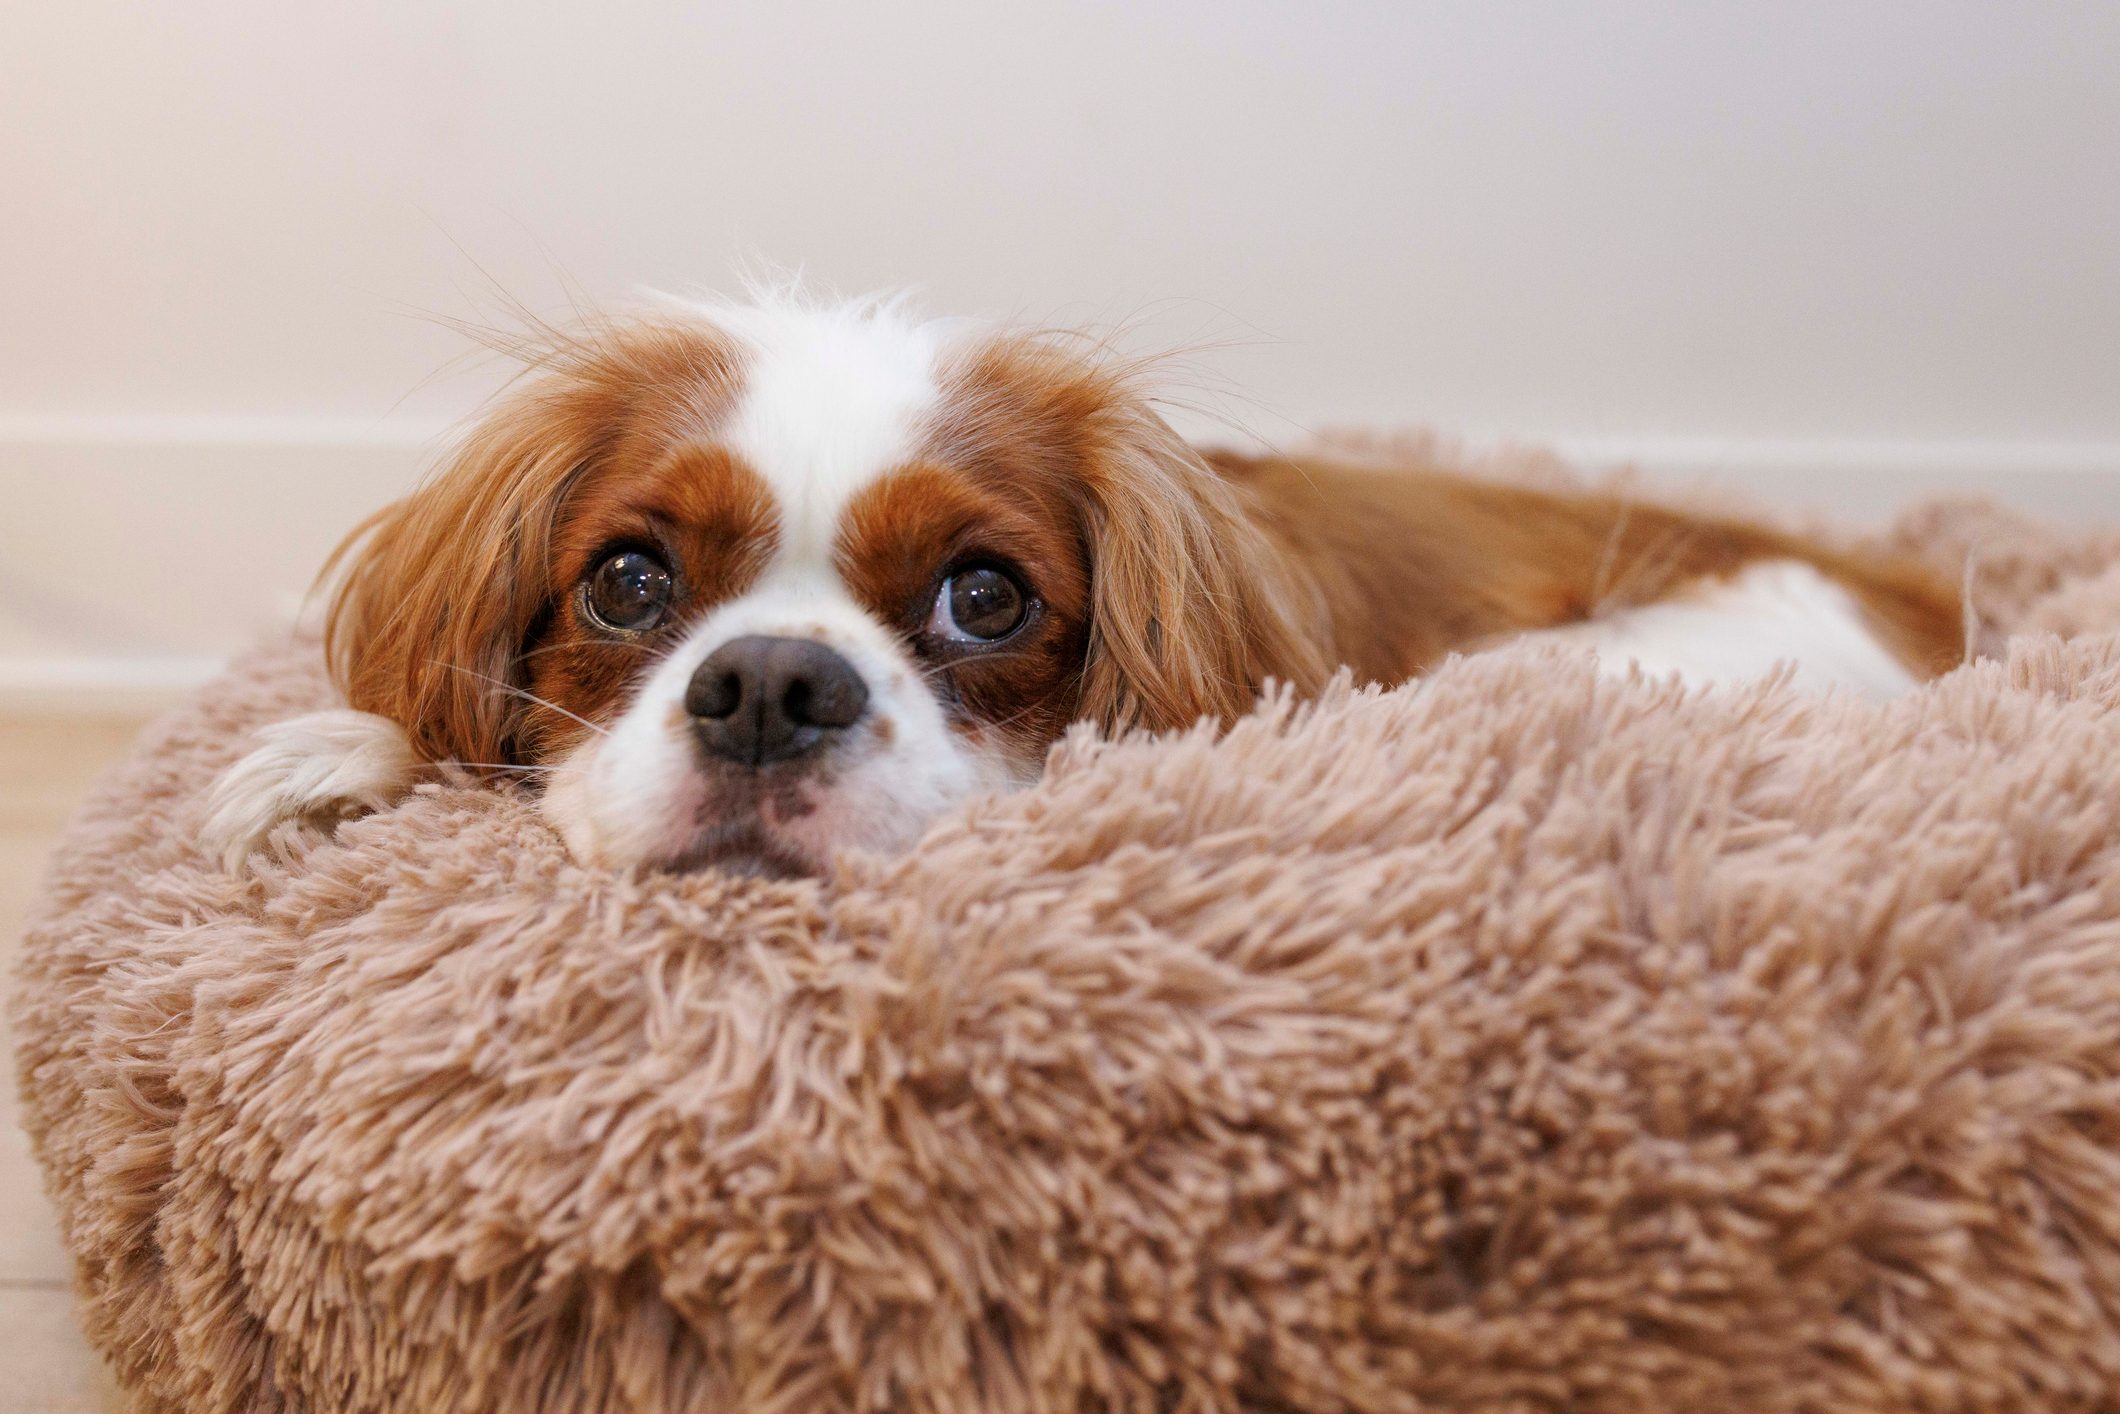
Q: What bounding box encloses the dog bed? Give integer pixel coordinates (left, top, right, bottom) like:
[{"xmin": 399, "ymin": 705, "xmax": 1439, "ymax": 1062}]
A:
[{"xmin": 17, "ymin": 492, "xmax": 2120, "ymax": 1413}]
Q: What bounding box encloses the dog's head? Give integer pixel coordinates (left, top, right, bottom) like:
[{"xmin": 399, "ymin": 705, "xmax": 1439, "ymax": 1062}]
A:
[{"xmin": 328, "ymin": 297, "xmax": 1327, "ymax": 875}]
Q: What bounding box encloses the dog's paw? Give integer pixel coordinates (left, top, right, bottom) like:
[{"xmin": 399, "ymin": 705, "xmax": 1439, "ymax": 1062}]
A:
[{"xmin": 201, "ymin": 710, "xmax": 422, "ymax": 869}]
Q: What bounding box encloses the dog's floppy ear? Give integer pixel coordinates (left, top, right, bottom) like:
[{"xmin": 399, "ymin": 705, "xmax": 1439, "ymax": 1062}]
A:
[
  {"xmin": 325, "ymin": 318, "xmax": 743, "ymax": 767},
  {"xmin": 1072, "ymin": 405, "xmax": 1330, "ymax": 733},
  {"xmin": 321, "ymin": 383, "xmax": 602, "ymax": 768},
  {"xmin": 938, "ymin": 333, "xmax": 1330, "ymax": 736}
]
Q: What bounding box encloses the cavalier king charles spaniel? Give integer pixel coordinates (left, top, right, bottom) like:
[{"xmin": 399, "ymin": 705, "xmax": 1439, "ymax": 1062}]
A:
[{"xmin": 205, "ymin": 293, "xmax": 1962, "ymax": 878}]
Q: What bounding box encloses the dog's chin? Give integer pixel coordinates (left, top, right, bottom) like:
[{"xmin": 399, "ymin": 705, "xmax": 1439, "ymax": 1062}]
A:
[{"xmin": 658, "ymin": 821, "xmax": 823, "ymax": 881}]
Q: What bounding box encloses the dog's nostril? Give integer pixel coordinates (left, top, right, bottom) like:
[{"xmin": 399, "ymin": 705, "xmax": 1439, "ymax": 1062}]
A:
[
  {"xmin": 687, "ymin": 635, "xmax": 869, "ymax": 766},
  {"xmin": 690, "ymin": 669, "xmax": 742, "ymax": 720},
  {"xmin": 799, "ymin": 669, "xmax": 866, "ymax": 729}
]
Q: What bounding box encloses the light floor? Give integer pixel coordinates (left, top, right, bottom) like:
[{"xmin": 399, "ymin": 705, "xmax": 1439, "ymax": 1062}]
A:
[{"xmin": 2, "ymin": 715, "xmax": 146, "ymax": 1412}]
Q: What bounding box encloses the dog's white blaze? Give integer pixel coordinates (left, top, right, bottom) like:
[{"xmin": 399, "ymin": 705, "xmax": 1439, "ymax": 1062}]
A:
[
  {"xmin": 695, "ymin": 295, "xmax": 945, "ymax": 569},
  {"xmin": 1533, "ymin": 558, "xmax": 1921, "ymax": 698}
]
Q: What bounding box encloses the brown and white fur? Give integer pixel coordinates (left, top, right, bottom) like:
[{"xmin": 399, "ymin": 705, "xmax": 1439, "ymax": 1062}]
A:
[{"xmin": 204, "ymin": 294, "xmax": 1964, "ymax": 878}]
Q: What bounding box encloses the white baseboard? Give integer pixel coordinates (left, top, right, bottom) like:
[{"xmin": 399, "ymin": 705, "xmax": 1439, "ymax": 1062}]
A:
[
  {"xmin": 0, "ymin": 421, "xmax": 435, "ymax": 715},
  {"xmin": 1, "ymin": 419, "xmax": 2115, "ymax": 714},
  {"xmin": 0, "ymin": 656, "xmax": 228, "ymax": 717}
]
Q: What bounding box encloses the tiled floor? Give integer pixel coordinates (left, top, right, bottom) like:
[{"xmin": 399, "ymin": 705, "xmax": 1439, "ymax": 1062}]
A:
[{"xmin": 1, "ymin": 715, "xmax": 146, "ymax": 1413}]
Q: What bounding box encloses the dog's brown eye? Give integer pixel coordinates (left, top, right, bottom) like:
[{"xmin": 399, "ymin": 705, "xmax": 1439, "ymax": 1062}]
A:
[
  {"xmin": 930, "ymin": 566, "xmax": 1028, "ymax": 643},
  {"xmin": 583, "ymin": 549, "xmax": 673, "ymax": 633}
]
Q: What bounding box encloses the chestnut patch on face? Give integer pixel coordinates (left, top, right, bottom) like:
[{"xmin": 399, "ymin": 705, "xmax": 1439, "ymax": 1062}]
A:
[
  {"xmin": 324, "ymin": 318, "xmax": 753, "ymax": 772},
  {"xmin": 836, "ymin": 462, "xmax": 1087, "ymax": 758},
  {"xmin": 523, "ymin": 446, "xmax": 780, "ymax": 758}
]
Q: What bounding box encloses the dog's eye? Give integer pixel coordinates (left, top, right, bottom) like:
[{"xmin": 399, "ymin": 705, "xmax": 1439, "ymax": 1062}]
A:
[
  {"xmin": 929, "ymin": 565, "xmax": 1028, "ymax": 643},
  {"xmin": 583, "ymin": 549, "xmax": 673, "ymax": 633}
]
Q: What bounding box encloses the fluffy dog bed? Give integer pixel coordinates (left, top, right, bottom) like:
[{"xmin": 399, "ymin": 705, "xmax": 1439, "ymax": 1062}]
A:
[{"xmin": 16, "ymin": 491, "xmax": 2120, "ymax": 1413}]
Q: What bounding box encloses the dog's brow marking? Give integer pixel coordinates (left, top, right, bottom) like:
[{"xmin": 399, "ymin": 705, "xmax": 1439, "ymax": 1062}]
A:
[{"xmin": 707, "ymin": 299, "xmax": 945, "ymax": 575}]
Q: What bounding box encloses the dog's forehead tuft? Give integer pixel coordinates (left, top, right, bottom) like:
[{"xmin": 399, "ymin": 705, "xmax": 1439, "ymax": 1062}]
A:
[{"xmin": 682, "ymin": 295, "xmax": 952, "ymax": 570}]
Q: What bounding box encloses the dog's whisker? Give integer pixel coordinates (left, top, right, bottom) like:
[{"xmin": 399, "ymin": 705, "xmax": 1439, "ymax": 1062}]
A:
[
  {"xmin": 453, "ymin": 761, "xmax": 586, "ymax": 775},
  {"xmin": 513, "ymin": 638, "xmax": 656, "ymax": 665},
  {"xmin": 975, "ymin": 699, "xmax": 1052, "ymax": 735},
  {"xmin": 912, "ymin": 650, "xmax": 1043, "ymax": 684},
  {"xmin": 430, "ymin": 660, "xmax": 611, "ymax": 737}
]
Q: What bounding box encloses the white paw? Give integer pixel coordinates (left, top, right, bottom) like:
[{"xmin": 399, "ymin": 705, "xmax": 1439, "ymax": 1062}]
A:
[{"xmin": 201, "ymin": 710, "xmax": 422, "ymax": 869}]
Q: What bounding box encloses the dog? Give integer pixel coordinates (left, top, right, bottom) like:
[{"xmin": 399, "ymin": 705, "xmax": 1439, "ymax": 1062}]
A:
[{"xmin": 204, "ymin": 293, "xmax": 1963, "ymax": 878}]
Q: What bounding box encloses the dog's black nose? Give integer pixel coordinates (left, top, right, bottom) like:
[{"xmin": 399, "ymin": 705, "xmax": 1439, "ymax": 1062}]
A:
[{"xmin": 686, "ymin": 635, "xmax": 869, "ymax": 766}]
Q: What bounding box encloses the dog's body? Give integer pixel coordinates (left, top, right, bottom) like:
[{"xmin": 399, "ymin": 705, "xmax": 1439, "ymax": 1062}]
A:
[
  {"xmin": 205, "ymin": 295, "xmax": 1962, "ymax": 877},
  {"xmin": 1209, "ymin": 449, "xmax": 1957, "ymax": 695}
]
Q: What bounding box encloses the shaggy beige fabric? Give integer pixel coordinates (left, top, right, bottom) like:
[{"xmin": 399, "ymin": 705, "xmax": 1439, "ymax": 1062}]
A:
[{"xmin": 16, "ymin": 497, "xmax": 2120, "ymax": 1412}]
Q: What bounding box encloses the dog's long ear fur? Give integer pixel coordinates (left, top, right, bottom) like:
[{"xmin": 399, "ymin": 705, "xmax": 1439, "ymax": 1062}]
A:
[
  {"xmin": 938, "ymin": 333, "xmax": 1331, "ymax": 735},
  {"xmin": 322, "ymin": 383, "xmax": 603, "ymax": 768},
  {"xmin": 1072, "ymin": 404, "xmax": 1331, "ymax": 734},
  {"xmin": 324, "ymin": 319, "xmax": 741, "ymax": 768}
]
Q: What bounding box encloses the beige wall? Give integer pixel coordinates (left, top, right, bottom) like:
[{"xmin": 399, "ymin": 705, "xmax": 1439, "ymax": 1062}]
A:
[{"xmin": 3, "ymin": 0, "xmax": 2117, "ymax": 694}]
